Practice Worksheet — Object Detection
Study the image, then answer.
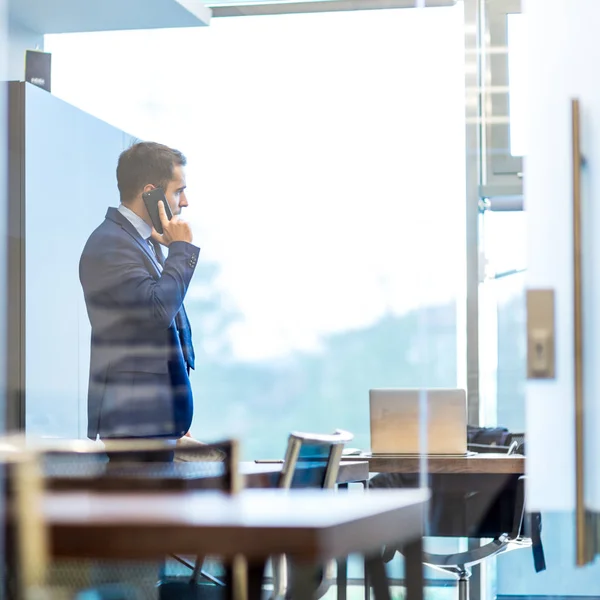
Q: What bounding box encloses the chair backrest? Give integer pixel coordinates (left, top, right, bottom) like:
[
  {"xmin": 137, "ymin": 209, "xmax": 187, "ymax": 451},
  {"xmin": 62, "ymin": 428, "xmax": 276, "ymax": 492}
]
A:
[
  {"xmin": 279, "ymin": 429, "xmax": 353, "ymax": 489},
  {"xmin": 40, "ymin": 437, "xmax": 241, "ymax": 494},
  {"xmin": 2, "ymin": 436, "xmax": 241, "ymax": 599},
  {"xmin": 506, "ymin": 432, "xmax": 525, "ymax": 455},
  {"xmin": 467, "ymin": 431, "xmax": 525, "ymax": 455},
  {"xmin": 2, "ymin": 449, "xmax": 50, "ymax": 600},
  {"xmin": 511, "ymin": 475, "xmax": 526, "ymax": 538}
]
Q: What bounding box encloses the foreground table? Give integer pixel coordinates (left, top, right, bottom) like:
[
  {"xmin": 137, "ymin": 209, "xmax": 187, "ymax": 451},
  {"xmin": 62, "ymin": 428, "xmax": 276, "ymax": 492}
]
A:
[{"xmin": 45, "ymin": 488, "xmax": 429, "ymax": 600}]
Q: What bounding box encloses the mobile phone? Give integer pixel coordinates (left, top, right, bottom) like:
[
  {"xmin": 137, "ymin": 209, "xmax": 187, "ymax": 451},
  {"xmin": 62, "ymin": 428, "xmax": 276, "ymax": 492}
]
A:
[{"xmin": 142, "ymin": 188, "xmax": 173, "ymax": 235}]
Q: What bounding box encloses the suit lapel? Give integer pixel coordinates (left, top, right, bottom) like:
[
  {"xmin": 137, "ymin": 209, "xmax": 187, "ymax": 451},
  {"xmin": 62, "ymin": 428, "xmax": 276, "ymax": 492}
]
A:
[
  {"xmin": 105, "ymin": 208, "xmax": 192, "ymax": 359},
  {"xmin": 106, "ymin": 207, "xmax": 162, "ymax": 275}
]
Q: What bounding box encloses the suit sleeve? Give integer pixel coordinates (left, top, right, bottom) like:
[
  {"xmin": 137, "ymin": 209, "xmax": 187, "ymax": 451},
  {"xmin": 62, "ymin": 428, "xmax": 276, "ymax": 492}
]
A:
[{"xmin": 80, "ymin": 239, "xmax": 200, "ymax": 329}]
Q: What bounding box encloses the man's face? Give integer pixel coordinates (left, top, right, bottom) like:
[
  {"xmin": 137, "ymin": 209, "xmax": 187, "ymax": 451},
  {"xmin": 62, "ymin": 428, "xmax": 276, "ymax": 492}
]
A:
[{"xmin": 164, "ymin": 165, "xmax": 188, "ymax": 216}]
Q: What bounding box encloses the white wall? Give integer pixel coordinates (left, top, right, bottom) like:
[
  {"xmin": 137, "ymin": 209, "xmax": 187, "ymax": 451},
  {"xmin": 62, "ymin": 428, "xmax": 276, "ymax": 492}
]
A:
[
  {"xmin": 524, "ymin": 0, "xmax": 600, "ymax": 514},
  {"xmin": 570, "ymin": 0, "xmax": 600, "ymax": 517},
  {"xmin": 490, "ymin": 0, "xmax": 600, "ymax": 595}
]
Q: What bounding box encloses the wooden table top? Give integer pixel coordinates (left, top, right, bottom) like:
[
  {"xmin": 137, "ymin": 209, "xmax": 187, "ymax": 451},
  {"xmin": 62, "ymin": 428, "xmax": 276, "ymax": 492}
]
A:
[
  {"xmin": 45, "ymin": 488, "xmax": 428, "ymax": 562},
  {"xmin": 341, "ymin": 453, "xmax": 525, "ymax": 475},
  {"xmin": 45, "ymin": 460, "xmax": 369, "ymax": 492}
]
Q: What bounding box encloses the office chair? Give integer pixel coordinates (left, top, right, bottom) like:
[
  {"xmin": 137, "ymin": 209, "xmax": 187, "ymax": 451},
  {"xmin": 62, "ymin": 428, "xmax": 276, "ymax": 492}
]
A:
[
  {"xmin": 155, "ymin": 439, "xmax": 241, "ymax": 599},
  {"xmin": 381, "ymin": 431, "xmax": 541, "ymax": 600},
  {"xmin": 33, "ymin": 437, "xmax": 239, "ymax": 600},
  {"xmin": 467, "ymin": 432, "xmax": 524, "ymax": 455},
  {"xmin": 422, "ymin": 475, "xmax": 530, "ymax": 600},
  {"xmin": 3, "ymin": 448, "xmax": 50, "ymax": 600},
  {"xmin": 271, "ymin": 429, "xmax": 354, "ymax": 600}
]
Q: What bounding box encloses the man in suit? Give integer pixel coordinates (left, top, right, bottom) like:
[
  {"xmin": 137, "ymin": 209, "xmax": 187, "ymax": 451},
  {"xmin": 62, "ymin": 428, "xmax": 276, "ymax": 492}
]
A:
[{"xmin": 79, "ymin": 142, "xmax": 198, "ymax": 459}]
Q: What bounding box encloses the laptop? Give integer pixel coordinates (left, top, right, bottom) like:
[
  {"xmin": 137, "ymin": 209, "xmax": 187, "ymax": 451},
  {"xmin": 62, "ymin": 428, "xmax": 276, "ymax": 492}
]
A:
[{"xmin": 369, "ymin": 388, "xmax": 468, "ymax": 456}]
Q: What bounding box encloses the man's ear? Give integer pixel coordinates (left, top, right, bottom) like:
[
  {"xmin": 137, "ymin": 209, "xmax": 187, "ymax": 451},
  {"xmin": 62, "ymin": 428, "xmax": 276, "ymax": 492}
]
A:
[{"xmin": 142, "ymin": 184, "xmax": 156, "ymax": 194}]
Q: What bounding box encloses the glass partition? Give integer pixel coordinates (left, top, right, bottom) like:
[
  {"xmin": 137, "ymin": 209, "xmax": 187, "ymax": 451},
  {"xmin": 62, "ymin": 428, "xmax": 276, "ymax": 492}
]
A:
[
  {"xmin": 44, "ymin": 4, "xmax": 466, "ymax": 460},
  {"xmin": 30, "ymin": 4, "xmax": 469, "ymax": 597},
  {"xmin": 8, "ymin": 0, "xmax": 600, "ymax": 599}
]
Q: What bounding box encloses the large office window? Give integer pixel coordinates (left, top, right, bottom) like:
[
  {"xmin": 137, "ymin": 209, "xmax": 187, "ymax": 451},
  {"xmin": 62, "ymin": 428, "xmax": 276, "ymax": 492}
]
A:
[
  {"xmin": 479, "ymin": 209, "xmax": 526, "ymax": 430},
  {"xmin": 44, "ymin": 4, "xmax": 466, "ymax": 459}
]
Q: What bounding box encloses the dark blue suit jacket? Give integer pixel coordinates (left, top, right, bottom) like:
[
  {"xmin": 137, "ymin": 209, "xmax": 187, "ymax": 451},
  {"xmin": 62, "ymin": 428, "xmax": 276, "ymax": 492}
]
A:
[{"xmin": 79, "ymin": 207, "xmax": 199, "ymax": 439}]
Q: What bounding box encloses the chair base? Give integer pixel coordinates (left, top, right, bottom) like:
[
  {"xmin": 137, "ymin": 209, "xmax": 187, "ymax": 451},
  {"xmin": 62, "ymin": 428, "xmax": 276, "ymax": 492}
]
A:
[
  {"xmin": 457, "ymin": 569, "xmax": 470, "ymax": 600},
  {"xmin": 427, "ymin": 565, "xmax": 470, "ymax": 600}
]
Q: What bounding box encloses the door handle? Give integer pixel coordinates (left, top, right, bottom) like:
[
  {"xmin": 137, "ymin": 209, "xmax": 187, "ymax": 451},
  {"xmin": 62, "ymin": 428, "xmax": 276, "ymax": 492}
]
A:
[{"xmin": 572, "ymin": 98, "xmax": 589, "ymax": 566}]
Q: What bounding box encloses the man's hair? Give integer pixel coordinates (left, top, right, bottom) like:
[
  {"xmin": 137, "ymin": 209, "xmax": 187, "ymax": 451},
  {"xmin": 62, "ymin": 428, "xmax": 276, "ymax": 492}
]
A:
[{"xmin": 116, "ymin": 141, "xmax": 187, "ymax": 204}]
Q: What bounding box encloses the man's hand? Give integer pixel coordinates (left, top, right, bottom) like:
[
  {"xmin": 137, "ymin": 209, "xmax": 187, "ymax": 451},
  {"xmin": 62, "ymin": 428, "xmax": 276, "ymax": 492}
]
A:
[{"xmin": 151, "ymin": 200, "xmax": 193, "ymax": 246}]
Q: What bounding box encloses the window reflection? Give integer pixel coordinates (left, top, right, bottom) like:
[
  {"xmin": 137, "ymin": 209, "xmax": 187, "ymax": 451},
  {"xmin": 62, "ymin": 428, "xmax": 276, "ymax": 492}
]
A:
[
  {"xmin": 479, "ymin": 210, "xmax": 526, "ymax": 430},
  {"xmin": 45, "ymin": 5, "xmax": 466, "ymax": 458},
  {"xmin": 508, "ymin": 13, "xmax": 527, "ymax": 157}
]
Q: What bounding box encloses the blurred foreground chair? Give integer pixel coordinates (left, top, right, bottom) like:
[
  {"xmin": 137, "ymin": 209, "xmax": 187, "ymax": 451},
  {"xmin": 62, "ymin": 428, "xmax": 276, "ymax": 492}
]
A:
[
  {"xmin": 8, "ymin": 436, "xmax": 238, "ymax": 600},
  {"xmin": 1, "ymin": 444, "xmax": 50, "ymax": 600}
]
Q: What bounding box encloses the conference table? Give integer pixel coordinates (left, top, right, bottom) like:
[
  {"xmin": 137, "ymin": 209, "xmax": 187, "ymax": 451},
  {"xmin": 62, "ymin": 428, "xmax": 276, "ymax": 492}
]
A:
[{"xmin": 44, "ymin": 488, "xmax": 430, "ymax": 600}]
